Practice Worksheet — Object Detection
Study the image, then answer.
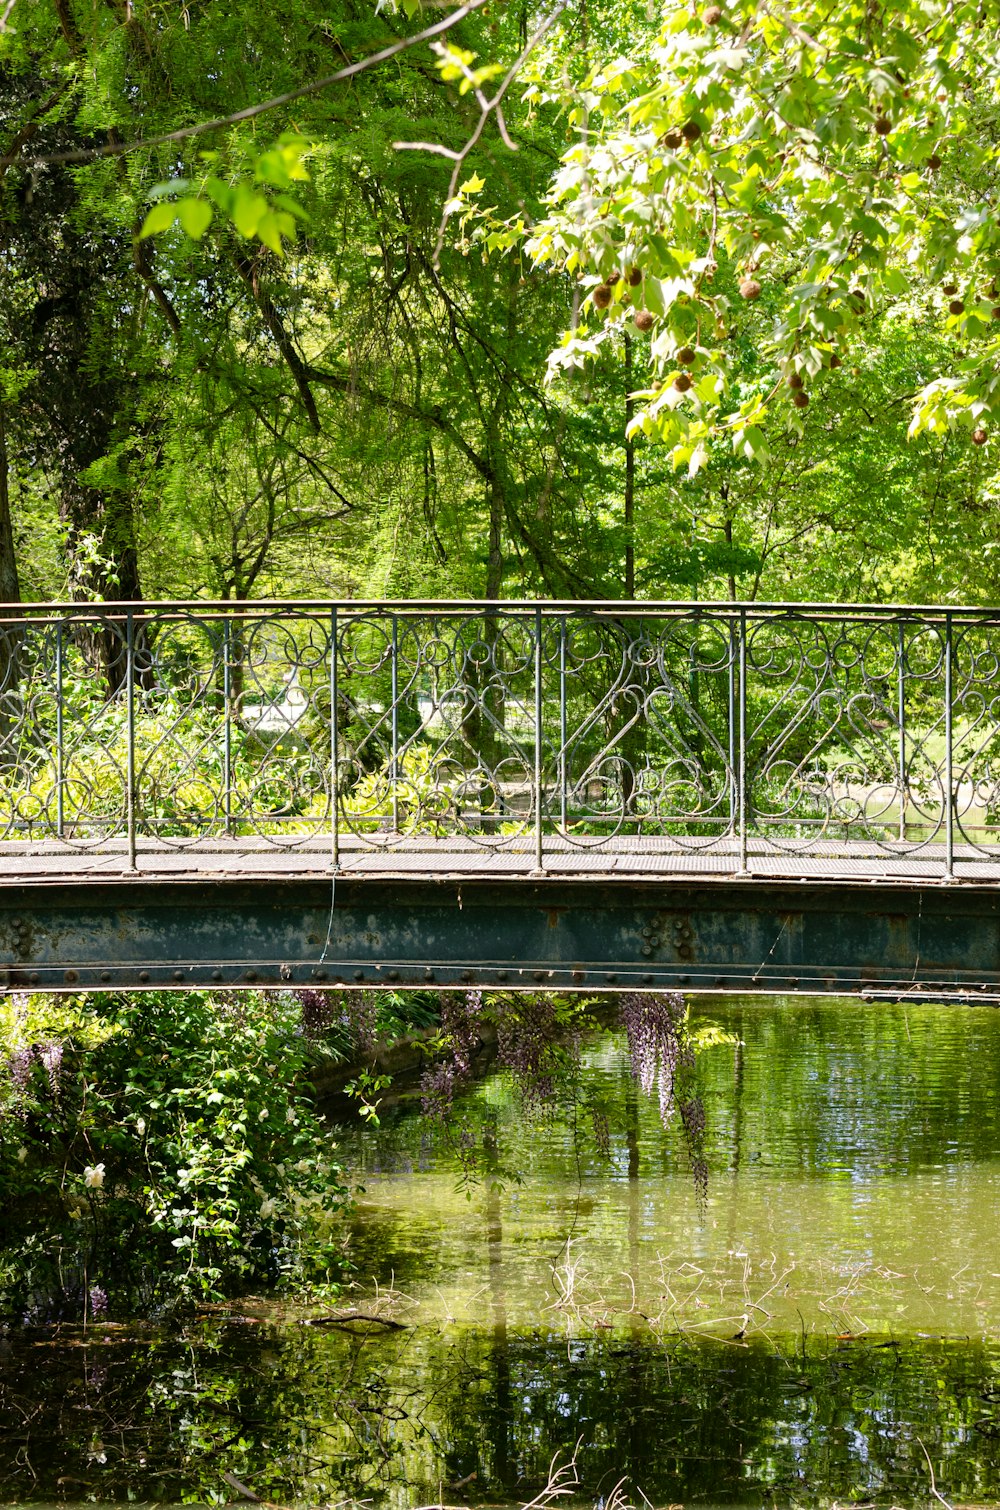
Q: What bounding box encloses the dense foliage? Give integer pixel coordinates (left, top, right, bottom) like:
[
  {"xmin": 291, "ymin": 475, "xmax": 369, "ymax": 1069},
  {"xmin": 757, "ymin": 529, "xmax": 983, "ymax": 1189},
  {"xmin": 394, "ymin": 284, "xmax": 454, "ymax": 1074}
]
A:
[
  {"xmin": 0, "ymin": 990, "xmax": 349, "ymax": 1317},
  {"xmin": 1, "ymin": 0, "xmax": 999, "ymax": 609}
]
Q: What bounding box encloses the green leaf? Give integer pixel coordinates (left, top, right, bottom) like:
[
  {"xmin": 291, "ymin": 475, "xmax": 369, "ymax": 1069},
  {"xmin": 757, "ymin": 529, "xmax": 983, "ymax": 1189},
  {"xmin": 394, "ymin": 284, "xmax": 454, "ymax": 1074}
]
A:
[
  {"xmin": 176, "ymin": 198, "xmax": 213, "ymax": 240},
  {"xmin": 254, "ymin": 210, "xmax": 286, "ymax": 256},
  {"xmin": 139, "ymin": 202, "xmax": 178, "ymax": 239},
  {"xmin": 230, "ymin": 188, "xmax": 269, "ymax": 240}
]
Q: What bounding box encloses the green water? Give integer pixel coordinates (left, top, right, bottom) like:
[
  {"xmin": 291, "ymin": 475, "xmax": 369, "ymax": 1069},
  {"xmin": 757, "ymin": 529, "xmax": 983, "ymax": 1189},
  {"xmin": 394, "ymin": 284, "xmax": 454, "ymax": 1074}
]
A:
[{"xmin": 5, "ymin": 996, "xmax": 1000, "ymax": 1506}]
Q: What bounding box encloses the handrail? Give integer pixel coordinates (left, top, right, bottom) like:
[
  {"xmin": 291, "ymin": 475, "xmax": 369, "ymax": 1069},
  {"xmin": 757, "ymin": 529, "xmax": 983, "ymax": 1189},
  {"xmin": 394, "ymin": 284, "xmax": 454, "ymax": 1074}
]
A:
[{"xmin": 0, "ymin": 597, "xmax": 997, "ymax": 620}]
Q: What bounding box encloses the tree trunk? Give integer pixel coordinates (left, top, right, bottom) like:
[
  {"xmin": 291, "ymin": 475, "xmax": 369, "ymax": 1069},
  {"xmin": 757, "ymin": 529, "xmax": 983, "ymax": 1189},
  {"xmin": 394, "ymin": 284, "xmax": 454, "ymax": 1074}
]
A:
[{"xmin": 624, "ymin": 331, "xmax": 635, "ymax": 599}]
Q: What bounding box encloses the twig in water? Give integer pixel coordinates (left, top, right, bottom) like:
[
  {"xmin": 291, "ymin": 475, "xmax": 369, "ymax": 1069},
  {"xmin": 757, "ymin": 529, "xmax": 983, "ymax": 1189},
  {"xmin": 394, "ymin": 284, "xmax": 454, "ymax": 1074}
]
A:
[{"xmin": 917, "ymin": 1436, "xmax": 954, "ymax": 1510}]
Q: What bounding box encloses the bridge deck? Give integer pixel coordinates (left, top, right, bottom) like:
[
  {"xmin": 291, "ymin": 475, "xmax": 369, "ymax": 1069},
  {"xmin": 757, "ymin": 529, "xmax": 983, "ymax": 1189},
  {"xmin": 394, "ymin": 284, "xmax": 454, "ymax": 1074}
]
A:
[{"xmin": 2, "ymin": 837, "xmax": 1000, "ymax": 885}]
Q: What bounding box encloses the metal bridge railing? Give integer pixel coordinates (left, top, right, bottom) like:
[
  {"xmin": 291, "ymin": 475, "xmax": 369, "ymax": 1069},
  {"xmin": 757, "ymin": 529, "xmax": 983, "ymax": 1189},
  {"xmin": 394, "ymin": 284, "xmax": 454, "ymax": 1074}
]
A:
[{"xmin": 0, "ymin": 598, "xmax": 998, "ymax": 875}]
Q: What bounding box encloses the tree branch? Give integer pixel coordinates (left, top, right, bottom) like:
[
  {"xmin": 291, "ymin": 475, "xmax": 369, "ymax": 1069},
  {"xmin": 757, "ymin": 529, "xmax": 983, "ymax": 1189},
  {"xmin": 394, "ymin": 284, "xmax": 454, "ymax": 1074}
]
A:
[
  {"xmin": 0, "ymin": 0, "xmax": 486, "ymax": 169},
  {"xmin": 394, "ymin": 0, "xmax": 569, "ymax": 265}
]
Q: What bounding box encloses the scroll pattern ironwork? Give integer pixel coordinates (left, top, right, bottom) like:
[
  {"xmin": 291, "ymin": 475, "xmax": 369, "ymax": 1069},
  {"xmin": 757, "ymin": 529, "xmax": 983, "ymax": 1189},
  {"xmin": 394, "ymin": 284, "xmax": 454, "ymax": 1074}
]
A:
[{"xmin": 0, "ymin": 601, "xmax": 998, "ymax": 872}]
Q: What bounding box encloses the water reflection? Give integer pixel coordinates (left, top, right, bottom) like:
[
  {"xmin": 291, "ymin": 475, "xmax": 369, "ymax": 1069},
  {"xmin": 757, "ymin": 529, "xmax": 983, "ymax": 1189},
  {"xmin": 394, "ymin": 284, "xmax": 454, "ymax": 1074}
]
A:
[
  {"xmin": 6, "ymin": 994, "xmax": 1000, "ymax": 1506},
  {"xmin": 347, "ymin": 997, "xmax": 1000, "ymax": 1339},
  {"xmin": 4, "ymin": 1323, "xmax": 1000, "ymax": 1505}
]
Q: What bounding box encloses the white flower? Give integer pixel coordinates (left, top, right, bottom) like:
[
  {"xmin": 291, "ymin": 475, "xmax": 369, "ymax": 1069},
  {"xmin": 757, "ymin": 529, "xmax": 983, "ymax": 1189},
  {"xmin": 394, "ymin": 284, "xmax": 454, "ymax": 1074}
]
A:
[
  {"xmin": 84, "ymin": 1164, "xmax": 105, "ymax": 1190},
  {"xmin": 136, "ymin": 1118, "xmax": 146, "ymax": 1136},
  {"xmin": 259, "ymin": 1197, "xmax": 276, "ymax": 1220},
  {"xmin": 257, "ymin": 1107, "xmax": 269, "ymax": 1121},
  {"xmin": 16, "ymin": 1146, "xmax": 27, "ymax": 1164},
  {"xmin": 285, "ymin": 1106, "xmax": 298, "ymax": 1125}
]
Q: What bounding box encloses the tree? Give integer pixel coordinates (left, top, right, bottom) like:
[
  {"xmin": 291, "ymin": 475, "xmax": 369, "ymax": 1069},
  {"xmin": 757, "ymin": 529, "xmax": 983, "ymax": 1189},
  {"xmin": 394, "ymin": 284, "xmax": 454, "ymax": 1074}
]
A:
[{"xmin": 458, "ymin": 2, "xmax": 1000, "ymax": 474}]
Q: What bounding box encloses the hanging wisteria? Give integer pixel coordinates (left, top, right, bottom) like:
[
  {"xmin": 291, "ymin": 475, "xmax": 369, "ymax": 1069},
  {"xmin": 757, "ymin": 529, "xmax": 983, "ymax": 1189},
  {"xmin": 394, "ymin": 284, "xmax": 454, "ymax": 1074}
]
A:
[
  {"xmin": 420, "ymin": 990, "xmax": 483, "ymax": 1118},
  {"xmin": 621, "ymin": 990, "xmax": 708, "ymax": 1198}
]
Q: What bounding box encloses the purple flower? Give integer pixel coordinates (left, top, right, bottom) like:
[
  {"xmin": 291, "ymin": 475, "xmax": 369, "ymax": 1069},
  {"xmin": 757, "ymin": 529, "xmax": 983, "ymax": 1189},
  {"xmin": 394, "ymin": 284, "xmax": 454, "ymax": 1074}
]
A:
[
  {"xmin": 622, "ymin": 991, "xmax": 708, "ymax": 1199},
  {"xmin": 39, "ymin": 1041, "xmax": 63, "ymax": 1097}
]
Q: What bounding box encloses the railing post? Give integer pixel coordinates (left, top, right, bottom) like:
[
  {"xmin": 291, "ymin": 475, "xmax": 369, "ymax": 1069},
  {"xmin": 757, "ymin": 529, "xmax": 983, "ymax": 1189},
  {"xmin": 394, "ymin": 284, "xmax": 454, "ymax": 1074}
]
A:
[
  {"xmin": 391, "ymin": 612, "xmax": 399, "ymax": 835},
  {"xmin": 559, "ymin": 615, "xmax": 567, "ymax": 834},
  {"xmin": 534, "ymin": 603, "xmax": 544, "ymax": 873},
  {"xmin": 331, "ymin": 604, "xmax": 339, "ymax": 870},
  {"xmin": 126, "ymin": 607, "xmax": 137, "ymax": 871},
  {"xmin": 727, "ymin": 615, "xmax": 736, "ymax": 841},
  {"xmin": 945, "ymin": 611, "xmax": 954, "ymax": 881},
  {"xmin": 897, "ymin": 618, "xmax": 906, "ymax": 844},
  {"xmin": 738, "ymin": 607, "xmax": 748, "ymax": 876},
  {"xmin": 55, "ymin": 621, "xmax": 64, "ymax": 840},
  {"xmin": 223, "ymin": 618, "xmax": 233, "ymax": 837}
]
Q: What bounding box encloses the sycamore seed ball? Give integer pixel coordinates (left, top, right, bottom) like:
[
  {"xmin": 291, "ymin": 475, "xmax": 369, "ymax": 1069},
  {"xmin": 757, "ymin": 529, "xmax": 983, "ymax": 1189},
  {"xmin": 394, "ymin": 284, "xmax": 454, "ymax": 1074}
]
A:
[
  {"xmin": 676, "ymin": 346, "xmax": 696, "ymax": 366},
  {"xmin": 627, "ymin": 266, "xmax": 643, "ymax": 287},
  {"xmin": 663, "ymin": 129, "xmax": 683, "ymax": 149},
  {"xmin": 703, "ymin": 3, "xmax": 723, "ymax": 21},
  {"xmin": 949, "ymin": 299, "xmax": 965, "ymax": 316},
  {"xmin": 927, "ymin": 153, "xmax": 943, "ymax": 170},
  {"xmin": 973, "ymin": 428, "xmax": 988, "ymax": 445},
  {"xmin": 673, "ymin": 373, "xmax": 693, "ymax": 393},
  {"xmin": 681, "ymin": 120, "xmax": 702, "ymax": 142},
  {"xmin": 942, "ymin": 283, "xmax": 958, "ymax": 296},
  {"xmin": 829, "ymin": 353, "xmax": 843, "ymax": 369},
  {"xmin": 739, "ymin": 278, "xmax": 762, "ymax": 301},
  {"xmin": 634, "ymin": 310, "xmax": 654, "ymax": 333},
  {"xmin": 792, "ymin": 390, "xmax": 809, "ymax": 409},
  {"xmin": 592, "ymin": 284, "xmax": 612, "ymax": 309},
  {"xmin": 874, "ymin": 115, "xmax": 892, "ymax": 136},
  {"xmin": 787, "ymin": 371, "xmax": 804, "ymax": 390}
]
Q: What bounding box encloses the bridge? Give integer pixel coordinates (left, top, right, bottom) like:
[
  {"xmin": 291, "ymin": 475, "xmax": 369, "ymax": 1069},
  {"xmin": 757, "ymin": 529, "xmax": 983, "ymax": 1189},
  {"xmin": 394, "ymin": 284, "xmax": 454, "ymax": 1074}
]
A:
[{"xmin": 2, "ymin": 598, "xmax": 1000, "ymax": 999}]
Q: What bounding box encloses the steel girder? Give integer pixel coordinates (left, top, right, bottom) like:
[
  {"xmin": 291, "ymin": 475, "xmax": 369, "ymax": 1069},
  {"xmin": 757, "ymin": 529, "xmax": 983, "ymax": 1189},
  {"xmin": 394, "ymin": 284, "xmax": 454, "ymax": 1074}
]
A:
[{"xmin": 1, "ymin": 876, "xmax": 999, "ymax": 1001}]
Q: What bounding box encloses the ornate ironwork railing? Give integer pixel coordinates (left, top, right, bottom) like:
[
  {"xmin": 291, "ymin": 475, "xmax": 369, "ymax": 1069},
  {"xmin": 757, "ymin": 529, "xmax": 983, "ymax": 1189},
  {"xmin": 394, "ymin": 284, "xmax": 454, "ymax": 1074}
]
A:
[{"xmin": 1, "ymin": 599, "xmax": 999, "ymax": 875}]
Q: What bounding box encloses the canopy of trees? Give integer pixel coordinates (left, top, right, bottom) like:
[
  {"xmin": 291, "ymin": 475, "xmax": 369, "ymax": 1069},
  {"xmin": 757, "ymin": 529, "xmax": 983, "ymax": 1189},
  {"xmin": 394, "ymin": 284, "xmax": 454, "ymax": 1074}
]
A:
[{"xmin": 2, "ymin": 0, "xmax": 999, "ymax": 608}]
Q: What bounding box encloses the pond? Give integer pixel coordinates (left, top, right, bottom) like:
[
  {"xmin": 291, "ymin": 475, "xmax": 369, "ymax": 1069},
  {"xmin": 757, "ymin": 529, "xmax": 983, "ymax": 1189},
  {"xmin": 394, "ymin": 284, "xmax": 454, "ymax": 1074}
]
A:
[{"xmin": 4, "ymin": 995, "xmax": 1000, "ymax": 1507}]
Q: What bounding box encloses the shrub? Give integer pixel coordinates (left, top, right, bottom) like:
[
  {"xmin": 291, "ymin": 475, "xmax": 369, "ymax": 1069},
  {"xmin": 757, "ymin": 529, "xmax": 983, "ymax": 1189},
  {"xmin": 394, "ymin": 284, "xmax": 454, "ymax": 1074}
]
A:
[{"xmin": 0, "ymin": 990, "xmax": 348, "ymax": 1321}]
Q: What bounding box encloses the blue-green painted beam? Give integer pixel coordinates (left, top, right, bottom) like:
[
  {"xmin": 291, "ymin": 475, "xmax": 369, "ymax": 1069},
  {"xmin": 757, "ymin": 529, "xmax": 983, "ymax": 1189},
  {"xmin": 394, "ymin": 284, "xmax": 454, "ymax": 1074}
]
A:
[{"xmin": 1, "ymin": 876, "xmax": 999, "ymax": 1000}]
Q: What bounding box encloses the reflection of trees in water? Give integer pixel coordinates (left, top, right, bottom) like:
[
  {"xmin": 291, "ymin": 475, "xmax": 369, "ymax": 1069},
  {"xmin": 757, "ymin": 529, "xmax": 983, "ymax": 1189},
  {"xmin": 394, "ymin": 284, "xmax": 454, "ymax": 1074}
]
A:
[
  {"xmin": 4, "ymin": 1326, "xmax": 1000, "ymax": 1504},
  {"xmin": 702, "ymin": 1000, "xmax": 1000, "ymax": 1178},
  {"xmin": 341, "ymin": 1001, "xmax": 1000, "ymax": 1195}
]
